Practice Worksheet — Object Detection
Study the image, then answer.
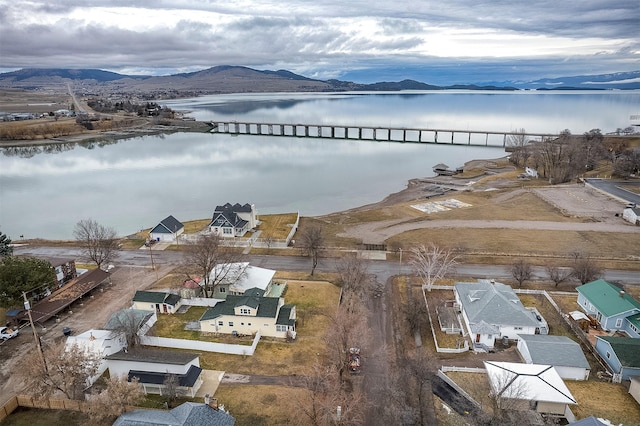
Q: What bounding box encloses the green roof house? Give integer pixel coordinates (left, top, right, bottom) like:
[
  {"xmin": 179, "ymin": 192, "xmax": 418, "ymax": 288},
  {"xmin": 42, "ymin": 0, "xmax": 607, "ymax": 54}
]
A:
[
  {"xmin": 132, "ymin": 290, "xmax": 182, "ymax": 314},
  {"xmin": 576, "ymin": 279, "xmax": 640, "ymax": 337},
  {"xmin": 594, "ymin": 336, "xmax": 640, "ymax": 381},
  {"xmin": 199, "ymin": 287, "xmax": 296, "ymax": 339}
]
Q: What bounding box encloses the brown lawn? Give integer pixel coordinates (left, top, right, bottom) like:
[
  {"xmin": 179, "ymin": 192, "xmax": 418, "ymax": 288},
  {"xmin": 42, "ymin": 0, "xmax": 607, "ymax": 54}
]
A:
[
  {"xmin": 256, "ymin": 213, "xmax": 299, "ymax": 240},
  {"xmin": 214, "ymin": 385, "xmax": 302, "ymax": 425},
  {"xmin": 197, "ymin": 280, "xmax": 340, "ymax": 376},
  {"xmin": 566, "ymin": 380, "xmax": 640, "ymax": 425}
]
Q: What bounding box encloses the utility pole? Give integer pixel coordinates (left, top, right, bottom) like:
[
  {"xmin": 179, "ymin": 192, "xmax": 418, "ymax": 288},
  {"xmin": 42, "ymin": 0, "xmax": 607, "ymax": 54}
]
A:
[
  {"xmin": 23, "ymin": 292, "xmax": 47, "ymax": 371},
  {"xmin": 148, "ymin": 244, "xmax": 159, "ymax": 281}
]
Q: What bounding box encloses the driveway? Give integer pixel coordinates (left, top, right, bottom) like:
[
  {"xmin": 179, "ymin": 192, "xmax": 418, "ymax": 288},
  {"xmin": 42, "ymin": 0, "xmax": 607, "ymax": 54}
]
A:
[{"xmin": 585, "ymin": 178, "xmax": 640, "ymax": 205}]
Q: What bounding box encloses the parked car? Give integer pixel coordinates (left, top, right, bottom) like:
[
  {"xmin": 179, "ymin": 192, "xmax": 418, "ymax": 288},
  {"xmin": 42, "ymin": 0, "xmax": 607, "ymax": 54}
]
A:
[{"xmin": 0, "ymin": 326, "xmax": 19, "ymax": 341}]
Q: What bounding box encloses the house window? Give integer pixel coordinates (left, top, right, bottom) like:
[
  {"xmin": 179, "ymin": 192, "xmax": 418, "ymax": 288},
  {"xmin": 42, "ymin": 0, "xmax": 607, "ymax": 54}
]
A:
[
  {"xmin": 248, "ymin": 323, "xmax": 252, "ymax": 326},
  {"xmin": 615, "ymin": 318, "xmax": 623, "ymax": 328},
  {"xmin": 218, "ymin": 321, "xmax": 223, "ymax": 326},
  {"xmin": 631, "ymin": 324, "xmax": 638, "ymax": 333},
  {"xmin": 514, "ymin": 327, "xmax": 523, "ymax": 330},
  {"xmin": 264, "ymin": 324, "xmax": 269, "ymax": 327},
  {"xmin": 241, "ymin": 323, "xmax": 244, "ymax": 326},
  {"xmin": 229, "ymin": 321, "xmax": 234, "ymax": 327},
  {"xmin": 220, "ymin": 287, "xmax": 226, "ymax": 293},
  {"xmin": 240, "ymin": 308, "xmax": 251, "ymax": 315},
  {"xmin": 606, "ymin": 351, "xmax": 611, "ymax": 359},
  {"xmin": 276, "ymin": 325, "xmax": 287, "ymax": 332},
  {"xmin": 223, "ymin": 228, "xmax": 232, "ymax": 234}
]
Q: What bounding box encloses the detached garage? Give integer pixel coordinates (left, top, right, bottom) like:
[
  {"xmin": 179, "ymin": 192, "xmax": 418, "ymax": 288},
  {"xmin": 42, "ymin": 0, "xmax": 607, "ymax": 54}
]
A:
[
  {"xmin": 150, "ymin": 215, "xmax": 184, "ymax": 242},
  {"xmin": 517, "ymin": 334, "xmax": 590, "ymax": 381}
]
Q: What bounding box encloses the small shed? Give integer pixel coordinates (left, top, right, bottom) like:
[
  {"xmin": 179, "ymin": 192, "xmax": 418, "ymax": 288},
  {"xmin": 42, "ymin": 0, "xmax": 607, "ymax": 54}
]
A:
[{"xmin": 181, "ymin": 277, "xmax": 203, "ymax": 299}]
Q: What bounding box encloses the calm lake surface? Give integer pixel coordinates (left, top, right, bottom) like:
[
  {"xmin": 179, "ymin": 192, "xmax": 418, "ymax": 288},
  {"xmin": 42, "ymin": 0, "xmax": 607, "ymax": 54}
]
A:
[{"xmin": 1, "ymin": 91, "xmax": 638, "ymax": 240}]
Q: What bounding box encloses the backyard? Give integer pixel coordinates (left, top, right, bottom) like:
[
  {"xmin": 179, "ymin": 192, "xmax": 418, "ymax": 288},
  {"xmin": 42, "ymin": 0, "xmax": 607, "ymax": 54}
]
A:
[{"xmin": 148, "ymin": 280, "xmax": 340, "ymax": 376}]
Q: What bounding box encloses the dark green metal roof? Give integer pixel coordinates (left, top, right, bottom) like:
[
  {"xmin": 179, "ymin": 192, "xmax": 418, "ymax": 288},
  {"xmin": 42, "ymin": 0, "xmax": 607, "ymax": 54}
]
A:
[{"xmin": 599, "ymin": 336, "xmax": 640, "ymax": 368}]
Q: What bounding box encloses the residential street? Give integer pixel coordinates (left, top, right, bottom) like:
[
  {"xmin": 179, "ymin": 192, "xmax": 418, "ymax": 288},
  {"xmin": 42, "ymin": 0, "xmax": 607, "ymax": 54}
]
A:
[{"xmin": 13, "ymin": 246, "xmax": 640, "ymax": 285}]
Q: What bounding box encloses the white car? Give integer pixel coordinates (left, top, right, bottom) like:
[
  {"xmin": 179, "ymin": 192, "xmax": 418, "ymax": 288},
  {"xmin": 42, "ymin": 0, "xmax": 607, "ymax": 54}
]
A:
[{"xmin": 0, "ymin": 326, "xmax": 18, "ymax": 341}]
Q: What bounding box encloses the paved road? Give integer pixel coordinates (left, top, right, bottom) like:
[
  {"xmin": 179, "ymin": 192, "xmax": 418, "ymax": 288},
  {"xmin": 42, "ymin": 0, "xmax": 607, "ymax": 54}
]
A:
[
  {"xmin": 13, "ymin": 246, "xmax": 640, "ymax": 285},
  {"xmin": 585, "ymin": 178, "xmax": 640, "ymax": 205}
]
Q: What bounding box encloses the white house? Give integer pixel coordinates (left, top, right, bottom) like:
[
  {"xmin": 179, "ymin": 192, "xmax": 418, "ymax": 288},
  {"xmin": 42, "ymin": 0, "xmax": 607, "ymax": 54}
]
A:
[
  {"xmin": 105, "ymin": 348, "xmax": 204, "ymax": 397},
  {"xmin": 132, "ymin": 290, "xmax": 182, "ymax": 314},
  {"xmin": 484, "ymin": 361, "xmax": 577, "ymax": 418},
  {"xmin": 149, "ymin": 215, "xmax": 184, "ymax": 242},
  {"xmin": 516, "ymin": 334, "xmax": 590, "ymax": 380},
  {"xmin": 455, "ymin": 280, "xmax": 548, "ymax": 351},
  {"xmin": 65, "ymin": 329, "xmax": 127, "ymax": 385},
  {"xmin": 199, "ymin": 288, "xmax": 296, "ymax": 339},
  {"xmin": 209, "ymin": 203, "xmax": 257, "ymax": 237},
  {"xmin": 209, "ymin": 262, "xmax": 279, "ymax": 299}
]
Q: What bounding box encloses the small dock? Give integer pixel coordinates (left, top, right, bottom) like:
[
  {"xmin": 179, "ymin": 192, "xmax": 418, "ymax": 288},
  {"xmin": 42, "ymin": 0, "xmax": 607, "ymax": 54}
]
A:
[{"xmin": 208, "ymin": 121, "xmax": 557, "ymax": 148}]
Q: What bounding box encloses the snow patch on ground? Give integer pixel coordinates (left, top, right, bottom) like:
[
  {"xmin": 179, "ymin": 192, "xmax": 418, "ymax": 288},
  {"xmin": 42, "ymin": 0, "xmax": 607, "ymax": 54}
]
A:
[{"xmin": 411, "ymin": 198, "xmax": 472, "ymax": 214}]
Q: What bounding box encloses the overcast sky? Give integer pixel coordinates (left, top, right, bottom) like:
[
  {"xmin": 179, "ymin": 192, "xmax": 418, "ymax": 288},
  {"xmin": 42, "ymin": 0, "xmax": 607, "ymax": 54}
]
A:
[{"xmin": 1, "ymin": 1, "xmax": 638, "ymax": 84}]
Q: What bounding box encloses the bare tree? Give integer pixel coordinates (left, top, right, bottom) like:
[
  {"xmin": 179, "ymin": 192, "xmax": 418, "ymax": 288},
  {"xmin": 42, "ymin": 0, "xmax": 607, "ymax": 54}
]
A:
[
  {"xmin": 336, "ymin": 255, "xmax": 370, "ymax": 309},
  {"xmin": 571, "ymin": 254, "xmax": 602, "ymax": 284},
  {"xmin": 74, "ymin": 218, "xmax": 119, "ymax": 268},
  {"xmin": 182, "ymin": 233, "xmax": 244, "ymax": 298},
  {"xmin": 24, "ymin": 341, "xmax": 101, "ymax": 400},
  {"xmin": 409, "ymin": 243, "xmax": 458, "ymax": 291},
  {"xmin": 107, "ymin": 309, "xmax": 145, "ymax": 348},
  {"xmin": 295, "ymin": 362, "xmax": 368, "ymax": 426},
  {"xmin": 511, "ymin": 259, "xmax": 533, "ymax": 288},
  {"xmin": 403, "ymin": 352, "xmax": 435, "ymax": 426},
  {"xmin": 87, "ymin": 376, "xmax": 143, "ymax": 423},
  {"xmin": 487, "ymin": 369, "xmax": 532, "ymax": 423},
  {"xmin": 299, "ymin": 225, "xmax": 324, "ymax": 276},
  {"xmin": 324, "ymin": 303, "xmax": 372, "ymax": 379},
  {"xmin": 404, "ymin": 292, "xmax": 429, "ymax": 335},
  {"xmin": 545, "ymin": 263, "xmax": 572, "ymax": 287},
  {"xmin": 163, "ymin": 373, "xmax": 185, "ymax": 408},
  {"xmin": 582, "ymin": 128, "xmax": 605, "ymax": 171},
  {"xmin": 507, "ymin": 128, "xmax": 531, "ymax": 167}
]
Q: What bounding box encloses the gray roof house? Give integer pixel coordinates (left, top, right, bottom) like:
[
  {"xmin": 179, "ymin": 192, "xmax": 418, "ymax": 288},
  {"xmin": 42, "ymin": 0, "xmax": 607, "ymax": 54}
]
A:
[
  {"xmin": 516, "ymin": 334, "xmax": 590, "ymax": 380},
  {"xmin": 209, "ymin": 203, "xmax": 257, "ymax": 238},
  {"xmin": 454, "ymin": 280, "xmax": 548, "ymax": 351},
  {"xmin": 113, "ymin": 401, "xmax": 235, "ymax": 426},
  {"xmin": 149, "ymin": 215, "xmax": 184, "ymax": 242},
  {"xmin": 571, "ymin": 416, "xmax": 609, "ymax": 426}
]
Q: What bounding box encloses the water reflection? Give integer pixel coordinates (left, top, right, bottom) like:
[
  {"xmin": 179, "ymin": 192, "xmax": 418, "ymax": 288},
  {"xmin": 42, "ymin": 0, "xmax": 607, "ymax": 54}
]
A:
[{"xmin": 2, "ymin": 91, "xmax": 639, "ymax": 239}]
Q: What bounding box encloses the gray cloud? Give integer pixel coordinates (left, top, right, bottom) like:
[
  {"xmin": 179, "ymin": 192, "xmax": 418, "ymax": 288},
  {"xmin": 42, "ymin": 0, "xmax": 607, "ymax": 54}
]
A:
[{"xmin": 0, "ymin": 0, "xmax": 637, "ymax": 82}]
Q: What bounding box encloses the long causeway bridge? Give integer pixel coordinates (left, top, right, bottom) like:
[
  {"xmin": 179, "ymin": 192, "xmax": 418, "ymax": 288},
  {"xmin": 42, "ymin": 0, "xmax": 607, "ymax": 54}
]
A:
[{"xmin": 208, "ymin": 121, "xmax": 557, "ymax": 148}]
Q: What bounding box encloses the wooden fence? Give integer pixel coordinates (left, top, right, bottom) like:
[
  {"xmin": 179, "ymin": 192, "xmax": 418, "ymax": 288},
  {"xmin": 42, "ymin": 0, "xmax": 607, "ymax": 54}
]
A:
[{"xmin": 0, "ymin": 395, "xmax": 91, "ymax": 422}]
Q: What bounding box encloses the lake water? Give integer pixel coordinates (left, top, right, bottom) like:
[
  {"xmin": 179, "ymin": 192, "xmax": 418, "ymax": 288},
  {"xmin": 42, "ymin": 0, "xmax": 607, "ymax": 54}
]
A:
[{"xmin": 1, "ymin": 91, "xmax": 638, "ymax": 240}]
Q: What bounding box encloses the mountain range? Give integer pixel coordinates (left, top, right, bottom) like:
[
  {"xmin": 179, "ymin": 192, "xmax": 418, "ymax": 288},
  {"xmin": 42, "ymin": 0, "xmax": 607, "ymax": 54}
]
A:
[{"xmin": 1, "ymin": 66, "xmax": 638, "ymax": 96}]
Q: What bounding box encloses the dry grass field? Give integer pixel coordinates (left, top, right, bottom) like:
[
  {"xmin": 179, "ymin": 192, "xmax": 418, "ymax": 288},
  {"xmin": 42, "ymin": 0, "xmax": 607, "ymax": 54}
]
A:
[
  {"xmin": 256, "ymin": 213, "xmax": 299, "ymax": 240},
  {"xmin": 214, "ymin": 385, "xmax": 302, "ymax": 425}
]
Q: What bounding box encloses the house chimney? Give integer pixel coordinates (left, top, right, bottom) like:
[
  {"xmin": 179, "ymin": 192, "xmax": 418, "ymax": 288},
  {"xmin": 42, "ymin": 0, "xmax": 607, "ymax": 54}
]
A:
[
  {"xmin": 620, "ymin": 291, "xmax": 625, "ymax": 298},
  {"xmin": 204, "ymin": 394, "xmax": 219, "ymax": 410}
]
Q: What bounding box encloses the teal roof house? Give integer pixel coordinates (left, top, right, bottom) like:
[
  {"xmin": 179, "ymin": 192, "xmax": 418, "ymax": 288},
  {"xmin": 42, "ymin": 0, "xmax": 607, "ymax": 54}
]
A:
[{"xmin": 576, "ymin": 279, "xmax": 640, "ymax": 338}]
